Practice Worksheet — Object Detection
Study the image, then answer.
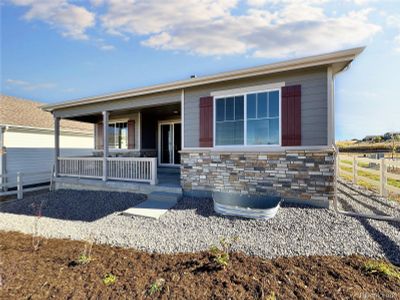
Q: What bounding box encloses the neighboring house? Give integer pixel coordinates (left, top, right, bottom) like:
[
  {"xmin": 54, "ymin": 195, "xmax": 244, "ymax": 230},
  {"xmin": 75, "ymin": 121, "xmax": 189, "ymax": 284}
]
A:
[
  {"xmin": 0, "ymin": 95, "xmax": 93, "ymax": 188},
  {"xmin": 42, "ymin": 47, "xmax": 364, "ymax": 207}
]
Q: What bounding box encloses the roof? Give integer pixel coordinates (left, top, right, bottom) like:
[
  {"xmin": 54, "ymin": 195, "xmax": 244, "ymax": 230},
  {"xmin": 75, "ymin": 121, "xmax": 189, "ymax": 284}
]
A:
[
  {"xmin": 43, "ymin": 47, "xmax": 365, "ymax": 112},
  {"xmin": 0, "ymin": 94, "xmax": 93, "ymax": 133}
]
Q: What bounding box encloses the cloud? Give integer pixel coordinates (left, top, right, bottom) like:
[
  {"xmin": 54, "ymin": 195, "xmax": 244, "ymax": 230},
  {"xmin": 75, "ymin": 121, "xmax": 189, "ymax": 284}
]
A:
[
  {"xmin": 386, "ymin": 14, "xmax": 400, "ymax": 52},
  {"xmin": 9, "ymin": 0, "xmax": 95, "ymax": 40},
  {"xmin": 7, "ymin": 0, "xmax": 384, "ymax": 57},
  {"xmin": 6, "ymin": 79, "xmax": 56, "ymax": 90},
  {"xmin": 247, "ymin": 0, "xmax": 267, "ymax": 7},
  {"xmin": 99, "ymin": 44, "xmax": 115, "ymax": 51},
  {"xmin": 95, "ymin": 0, "xmax": 380, "ymax": 58}
]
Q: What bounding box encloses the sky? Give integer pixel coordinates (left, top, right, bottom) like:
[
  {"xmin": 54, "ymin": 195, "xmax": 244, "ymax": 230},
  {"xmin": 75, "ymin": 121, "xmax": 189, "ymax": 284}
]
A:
[{"xmin": 1, "ymin": 0, "xmax": 399, "ymax": 141}]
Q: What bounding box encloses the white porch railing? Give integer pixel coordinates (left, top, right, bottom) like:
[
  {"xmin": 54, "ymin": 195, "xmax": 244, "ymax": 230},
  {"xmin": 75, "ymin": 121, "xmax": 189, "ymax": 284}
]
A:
[
  {"xmin": 57, "ymin": 157, "xmax": 158, "ymax": 185},
  {"xmin": 58, "ymin": 157, "xmax": 103, "ymax": 179}
]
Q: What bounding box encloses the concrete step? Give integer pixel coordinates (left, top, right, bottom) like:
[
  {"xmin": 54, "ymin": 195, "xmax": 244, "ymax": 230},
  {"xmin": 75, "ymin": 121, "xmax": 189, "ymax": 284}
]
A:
[
  {"xmin": 147, "ymin": 191, "xmax": 181, "ymax": 202},
  {"xmin": 157, "ymin": 167, "xmax": 180, "ymax": 174},
  {"xmin": 122, "ymin": 192, "xmax": 180, "ymax": 219}
]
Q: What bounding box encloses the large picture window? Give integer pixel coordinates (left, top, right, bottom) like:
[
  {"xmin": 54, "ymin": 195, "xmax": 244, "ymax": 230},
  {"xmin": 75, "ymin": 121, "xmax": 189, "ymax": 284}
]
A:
[
  {"xmin": 215, "ymin": 89, "xmax": 280, "ymax": 146},
  {"xmin": 108, "ymin": 122, "xmax": 128, "ymax": 149}
]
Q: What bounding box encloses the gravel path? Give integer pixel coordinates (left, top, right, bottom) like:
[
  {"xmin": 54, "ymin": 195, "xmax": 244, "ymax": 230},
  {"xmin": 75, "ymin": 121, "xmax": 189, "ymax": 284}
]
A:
[{"xmin": 0, "ymin": 183, "xmax": 399, "ymax": 264}]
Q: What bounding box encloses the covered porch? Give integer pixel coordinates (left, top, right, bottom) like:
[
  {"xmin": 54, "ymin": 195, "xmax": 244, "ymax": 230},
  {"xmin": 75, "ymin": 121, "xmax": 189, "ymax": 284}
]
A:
[{"xmin": 53, "ymin": 99, "xmax": 182, "ymax": 190}]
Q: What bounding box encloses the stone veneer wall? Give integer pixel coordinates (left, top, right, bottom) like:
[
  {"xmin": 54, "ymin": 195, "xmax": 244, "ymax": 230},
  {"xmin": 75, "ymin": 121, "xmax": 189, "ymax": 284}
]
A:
[{"xmin": 180, "ymin": 150, "xmax": 335, "ymax": 207}]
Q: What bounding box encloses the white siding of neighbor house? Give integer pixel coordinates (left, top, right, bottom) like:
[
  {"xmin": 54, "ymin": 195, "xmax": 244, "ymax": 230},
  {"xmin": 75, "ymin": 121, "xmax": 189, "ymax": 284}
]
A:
[
  {"xmin": 4, "ymin": 130, "xmax": 93, "ymax": 148},
  {"xmin": 5, "ymin": 148, "xmax": 93, "ymax": 187},
  {"xmin": 183, "ymin": 67, "xmax": 328, "ymax": 147},
  {"xmin": 2, "ymin": 129, "xmax": 94, "ymax": 187}
]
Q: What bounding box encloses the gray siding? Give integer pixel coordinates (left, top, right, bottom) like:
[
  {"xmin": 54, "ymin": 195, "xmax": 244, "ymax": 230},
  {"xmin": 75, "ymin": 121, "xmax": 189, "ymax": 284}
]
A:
[{"xmin": 184, "ymin": 67, "xmax": 327, "ymax": 147}]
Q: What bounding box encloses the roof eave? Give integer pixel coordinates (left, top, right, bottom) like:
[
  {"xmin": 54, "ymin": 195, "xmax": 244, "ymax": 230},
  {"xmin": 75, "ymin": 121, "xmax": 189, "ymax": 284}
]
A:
[{"xmin": 42, "ymin": 46, "xmax": 365, "ymax": 112}]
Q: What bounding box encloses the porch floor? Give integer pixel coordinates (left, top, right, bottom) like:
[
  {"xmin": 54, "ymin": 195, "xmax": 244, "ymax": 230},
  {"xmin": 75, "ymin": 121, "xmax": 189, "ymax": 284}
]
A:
[
  {"xmin": 157, "ymin": 167, "xmax": 181, "ymax": 187},
  {"xmin": 54, "ymin": 167, "xmax": 181, "ymax": 195}
]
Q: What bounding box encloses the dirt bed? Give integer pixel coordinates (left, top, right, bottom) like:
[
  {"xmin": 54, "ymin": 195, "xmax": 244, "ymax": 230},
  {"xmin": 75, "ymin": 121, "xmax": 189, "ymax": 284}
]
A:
[{"xmin": 1, "ymin": 231, "xmax": 399, "ymax": 299}]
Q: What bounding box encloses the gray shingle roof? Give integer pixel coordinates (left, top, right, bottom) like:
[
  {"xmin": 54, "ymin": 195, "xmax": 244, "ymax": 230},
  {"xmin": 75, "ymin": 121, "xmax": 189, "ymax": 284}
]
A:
[{"xmin": 0, "ymin": 94, "xmax": 92, "ymax": 133}]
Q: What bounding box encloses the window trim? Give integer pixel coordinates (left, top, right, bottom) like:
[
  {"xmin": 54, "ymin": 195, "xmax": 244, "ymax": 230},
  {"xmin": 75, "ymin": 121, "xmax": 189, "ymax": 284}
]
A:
[{"xmin": 213, "ymin": 87, "xmax": 282, "ymax": 148}]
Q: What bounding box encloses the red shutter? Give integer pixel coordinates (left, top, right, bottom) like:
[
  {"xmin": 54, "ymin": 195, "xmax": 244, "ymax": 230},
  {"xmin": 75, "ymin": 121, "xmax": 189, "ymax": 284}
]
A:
[
  {"xmin": 96, "ymin": 122, "xmax": 104, "ymax": 149},
  {"xmin": 199, "ymin": 96, "xmax": 213, "ymax": 147},
  {"xmin": 128, "ymin": 120, "xmax": 135, "ymax": 149},
  {"xmin": 281, "ymin": 85, "xmax": 301, "ymax": 146}
]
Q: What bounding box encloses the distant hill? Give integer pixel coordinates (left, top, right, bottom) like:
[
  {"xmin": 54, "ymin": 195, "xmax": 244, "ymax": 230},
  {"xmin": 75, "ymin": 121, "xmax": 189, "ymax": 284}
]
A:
[{"xmin": 337, "ymin": 132, "xmax": 400, "ymax": 153}]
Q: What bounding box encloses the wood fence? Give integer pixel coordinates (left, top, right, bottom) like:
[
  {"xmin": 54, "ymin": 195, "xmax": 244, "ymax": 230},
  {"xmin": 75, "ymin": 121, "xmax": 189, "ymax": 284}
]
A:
[
  {"xmin": 337, "ymin": 154, "xmax": 400, "ymax": 197},
  {"xmin": 0, "ymin": 171, "xmax": 51, "ymax": 200}
]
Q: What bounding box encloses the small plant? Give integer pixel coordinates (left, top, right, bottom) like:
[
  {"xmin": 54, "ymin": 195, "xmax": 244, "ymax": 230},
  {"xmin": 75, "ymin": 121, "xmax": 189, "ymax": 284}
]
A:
[
  {"xmin": 266, "ymin": 291, "xmax": 276, "ymax": 300},
  {"xmin": 77, "ymin": 254, "xmax": 91, "ymax": 265},
  {"xmin": 30, "ymin": 201, "xmax": 44, "ymax": 251},
  {"xmin": 103, "ymin": 273, "xmax": 117, "ymax": 286},
  {"xmin": 77, "ymin": 238, "xmax": 93, "ymax": 265},
  {"xmin": 148, "ymin": 278, "xmax": 165, "ymax": 295},
  {"xmin": 364, "ymin": 261, "xmax": 400, "ymax": 280},
  {"xmin": 209, "ymin": 236, "xmax": 239, "ymax": 269}
]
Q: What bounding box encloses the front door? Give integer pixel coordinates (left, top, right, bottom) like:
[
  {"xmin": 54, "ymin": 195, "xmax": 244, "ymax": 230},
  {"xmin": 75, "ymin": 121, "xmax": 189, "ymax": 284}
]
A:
[{"xmin": 158, "ymin": 121, "xmax": 181, "ymax": 166}]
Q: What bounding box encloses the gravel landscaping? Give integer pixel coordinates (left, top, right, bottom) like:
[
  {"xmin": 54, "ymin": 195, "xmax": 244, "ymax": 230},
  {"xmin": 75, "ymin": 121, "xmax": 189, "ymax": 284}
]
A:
[{"xmin": 0, "ymin": 180, "xmax": 399, "ymax": 265}]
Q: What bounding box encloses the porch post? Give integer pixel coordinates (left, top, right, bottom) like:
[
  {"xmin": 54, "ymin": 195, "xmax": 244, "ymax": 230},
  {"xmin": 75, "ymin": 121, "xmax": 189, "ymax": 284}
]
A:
[
  {"xmin": 102, "ymin": 111, "xmax": 109, "ymax": 181},
  {"xmin": 54, "ymin": 116, "xmax": 60, "ymax": 177}
]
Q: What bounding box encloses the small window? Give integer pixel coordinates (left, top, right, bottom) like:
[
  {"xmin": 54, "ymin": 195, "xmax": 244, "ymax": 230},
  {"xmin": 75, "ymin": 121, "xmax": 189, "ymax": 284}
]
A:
[
  {"xmin": 247, "ymin": 94, "xmax": 256, "ymax": 119},
  {"xmin": 225, "ymin": 97, "xmax": 234, "ymax": 120},
  {"xmin": 215, "ymin": 96, "xmax": 244, "ymax": 145},
  {"xmin": 108, "ymin": 122, "xmax": 128, "ymax": 149},
  {"xmin": 235, "ymin": 96, "xmax": 244, "ymax": 120},
  {"xmin": 257, "ymin": 92, "xmax": 267, "ymax": 118},
  {"xmin": 269, "ymin": 91, "xmax": 279, "ymax": 117},
  {"xmin": 216, "ymin": 99, "xmax": 225, "ymax": 121}
]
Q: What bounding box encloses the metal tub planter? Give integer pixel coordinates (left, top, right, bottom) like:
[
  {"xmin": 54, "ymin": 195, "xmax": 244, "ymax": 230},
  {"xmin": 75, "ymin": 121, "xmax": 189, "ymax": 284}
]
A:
[{"xmin": 213, "ymin": 192, "xmax": 281, "ymax": 219}]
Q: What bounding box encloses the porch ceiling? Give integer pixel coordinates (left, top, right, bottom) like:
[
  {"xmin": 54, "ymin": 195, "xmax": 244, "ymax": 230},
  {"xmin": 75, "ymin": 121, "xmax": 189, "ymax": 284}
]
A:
[{"xmin": 63, "ymin": 102, "xmax": 181, "ymax": 123}]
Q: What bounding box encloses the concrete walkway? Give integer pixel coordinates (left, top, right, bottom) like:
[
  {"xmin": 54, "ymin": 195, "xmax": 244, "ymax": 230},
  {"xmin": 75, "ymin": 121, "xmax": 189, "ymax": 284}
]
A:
[{"xmin": 122, "ymin": 192, "xmax": 180, "ymax": 219}]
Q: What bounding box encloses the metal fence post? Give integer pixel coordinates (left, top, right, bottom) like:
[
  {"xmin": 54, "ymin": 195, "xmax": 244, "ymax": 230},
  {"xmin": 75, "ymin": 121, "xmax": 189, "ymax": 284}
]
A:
[
  {"xmin": 17, "ymin": 172, "xmax": 23, "ymax": 200},
  {"xmin": 353, "ymin": 156, "xmax": 357, "ymax": 184}
]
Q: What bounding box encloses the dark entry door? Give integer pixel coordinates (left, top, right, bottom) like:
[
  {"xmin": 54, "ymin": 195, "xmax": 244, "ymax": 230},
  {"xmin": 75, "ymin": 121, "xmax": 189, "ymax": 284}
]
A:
[{"xmin": 159, "ymin": 122, "xmax": 181, "ymax": 166}]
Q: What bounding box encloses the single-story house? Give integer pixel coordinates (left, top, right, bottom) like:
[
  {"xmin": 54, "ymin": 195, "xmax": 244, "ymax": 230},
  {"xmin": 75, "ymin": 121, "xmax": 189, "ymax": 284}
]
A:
[
  {"xmin": 0, "ymin": 95, "xmax": 93, "ymax": 188},
  {"xmin": 42, "ymin": 47, "xmax": 365, "ymax": 207}
]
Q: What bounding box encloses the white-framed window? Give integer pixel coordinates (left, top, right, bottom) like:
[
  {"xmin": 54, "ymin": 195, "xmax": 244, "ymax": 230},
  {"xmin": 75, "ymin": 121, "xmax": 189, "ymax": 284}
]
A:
[
  {"xmin": 214, "ymin": 88, "xmax": 281, "ymax": 147},
  {"xmin": 108, "ymin": 122, "xmax": 128, "ymax": 149},
  {"xmin": 215, "ymin": 96, "xmax": 244, "ymax": 145}
]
